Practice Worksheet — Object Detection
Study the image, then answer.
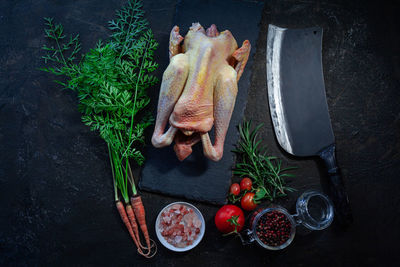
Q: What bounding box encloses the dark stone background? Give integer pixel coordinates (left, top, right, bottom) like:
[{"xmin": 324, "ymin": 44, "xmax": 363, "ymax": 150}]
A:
[{"xmin": 0, "ymin": 0, "xmax": 399, "ymax": 266}]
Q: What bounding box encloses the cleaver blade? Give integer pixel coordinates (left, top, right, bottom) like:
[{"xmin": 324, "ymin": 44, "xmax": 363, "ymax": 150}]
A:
[{"xmin": 266, "ymin": 24, "xmax": 353, "ymax": 226}]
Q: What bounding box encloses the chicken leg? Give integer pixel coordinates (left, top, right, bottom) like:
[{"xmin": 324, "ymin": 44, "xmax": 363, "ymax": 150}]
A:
[
  {"xmin": 151, "ymin": 27, "xmax": 189, "ymax": 148},
  {"xmin": 201, "ymin": 65, "xmax": 238, "ymax": 161}
]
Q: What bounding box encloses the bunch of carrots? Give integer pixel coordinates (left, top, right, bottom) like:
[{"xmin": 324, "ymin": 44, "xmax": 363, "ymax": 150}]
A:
[
  {"xmin": 112, "ymin": 159, "xmax": 156, "ymax": 258},
  {"xmin": 40, "ymin": 0, "xmax": 158, "ymax": 258}
]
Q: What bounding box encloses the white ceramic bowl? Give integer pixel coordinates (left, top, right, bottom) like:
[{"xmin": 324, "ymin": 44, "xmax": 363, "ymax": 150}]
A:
[{"xmin": 155, "ymin": 201, "xmax": 205, "ymax": 252}]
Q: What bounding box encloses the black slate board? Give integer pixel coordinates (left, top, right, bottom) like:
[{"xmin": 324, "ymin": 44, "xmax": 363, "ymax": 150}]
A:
[{"xmin": 139, "ymin": 0, "xmax": 263, "ymax": 205}]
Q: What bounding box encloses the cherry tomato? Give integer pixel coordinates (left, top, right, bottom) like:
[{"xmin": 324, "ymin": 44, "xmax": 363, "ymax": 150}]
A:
[
  {"xmin": 229, "ymin": 183, "xmax": 241, "ymax": 196},
  {"xmin": 240, "ymin": 177, "xmax": 252, "ymax": 191},
  {"xmin": 241, "ymin": 192, "xmax": 257, "ymax": 211},
  {"xmin": 215, "ymin": 205, "xmax": 245, "ymax": 233}
]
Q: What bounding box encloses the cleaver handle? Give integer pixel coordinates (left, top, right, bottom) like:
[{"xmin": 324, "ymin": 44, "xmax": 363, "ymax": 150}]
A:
[{"xmin": 319, "ymin": 144, "xmax": 353, "ymax": 227}]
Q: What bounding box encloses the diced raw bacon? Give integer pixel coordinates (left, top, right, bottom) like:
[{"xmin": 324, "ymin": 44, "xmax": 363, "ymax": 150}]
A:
[{"xmin": 159, "ymin": 204, "xmax": 202, "ymax": 248}]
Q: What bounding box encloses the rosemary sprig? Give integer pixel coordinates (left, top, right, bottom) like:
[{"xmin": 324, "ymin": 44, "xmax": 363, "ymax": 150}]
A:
[
  {"xmin": 233, "ymin": 121, "xmax": 296, "ymax": 202},
  {"xmin": 41, "ymin": 0, "xmax": 158, "ymax": 203}
]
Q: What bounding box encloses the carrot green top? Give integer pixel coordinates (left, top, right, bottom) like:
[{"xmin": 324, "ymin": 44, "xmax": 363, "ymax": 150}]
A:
[{"xmin": 41, "ymin": 0, "xmax": 158, "ymax": 202}]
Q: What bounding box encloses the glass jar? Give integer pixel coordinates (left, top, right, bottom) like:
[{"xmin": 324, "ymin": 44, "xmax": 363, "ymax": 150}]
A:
[{"xmin": 239, "ymin": 190, "xmax": 334, "ymax": 250}]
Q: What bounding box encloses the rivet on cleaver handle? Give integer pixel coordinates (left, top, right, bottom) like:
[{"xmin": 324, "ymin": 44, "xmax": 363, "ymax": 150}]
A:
[{"xmin": 266, "ymin": 24, "xmax": 353, "ymax": 227}]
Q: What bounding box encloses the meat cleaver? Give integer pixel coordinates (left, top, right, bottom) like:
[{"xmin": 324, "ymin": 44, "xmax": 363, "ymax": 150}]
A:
[{"xmin": 266, "ymin": 24, "xmax": 353, "ymax": 226}]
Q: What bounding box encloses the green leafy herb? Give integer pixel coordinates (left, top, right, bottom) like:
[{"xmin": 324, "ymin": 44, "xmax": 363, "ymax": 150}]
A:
[
  {"xmin": 233, "ymin": 121, "xmax": 296, "ymax": 202},
  {"xmin": 41, "ymin": 0, "xmax": 158, "ymax": 203}
]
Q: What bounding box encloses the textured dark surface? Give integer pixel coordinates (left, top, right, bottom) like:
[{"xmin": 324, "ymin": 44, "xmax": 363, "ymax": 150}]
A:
[
  {"xmin": 139, "ymin": 0, "xmax": 263, "ymax": 205},
  {"xmin": 1, "ymin": 0, "xmax": 400, "ymax": 266}
]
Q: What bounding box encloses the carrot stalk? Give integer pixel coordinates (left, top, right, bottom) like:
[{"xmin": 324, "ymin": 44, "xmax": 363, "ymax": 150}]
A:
[{"xmin": 131, "ymin": 196, "xmax": 151, "ymax": 250}]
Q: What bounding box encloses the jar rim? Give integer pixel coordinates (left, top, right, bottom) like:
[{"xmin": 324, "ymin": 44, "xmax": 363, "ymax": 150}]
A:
[{"xmin": 295, "ymin": 190, "xmax": 334, "ymax": 230}]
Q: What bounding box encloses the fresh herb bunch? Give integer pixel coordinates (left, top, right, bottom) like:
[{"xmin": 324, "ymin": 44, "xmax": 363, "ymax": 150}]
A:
[
  {"xmin": 233, "ymin": 121, "xmax": 296, "ymax": 202},
  {"xmin": 41, "ymin": 0, "xmax": 158, "ymax": 203}
]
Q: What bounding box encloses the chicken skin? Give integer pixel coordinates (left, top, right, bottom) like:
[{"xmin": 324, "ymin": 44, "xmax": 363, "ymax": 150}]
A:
[{"xmin": 152, "ymin": 23, "xmax": 250, "ymax": 161}]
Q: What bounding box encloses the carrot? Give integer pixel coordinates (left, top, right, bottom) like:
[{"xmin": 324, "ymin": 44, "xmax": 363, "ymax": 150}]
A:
[
  {"xmin": 131, "ymin": 196, "xmax": 151, "ymax": 250},
  {"xmin": 126, "ymin": 203, "xmax": 146, "ymax": 249},
  {"xmin": 116, "ymin": 200, "xmax": 145, "ymax": 256}
]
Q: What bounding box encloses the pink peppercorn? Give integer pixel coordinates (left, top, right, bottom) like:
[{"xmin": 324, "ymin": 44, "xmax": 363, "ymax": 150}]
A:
[{"xmin": 255, "ymin": 210, "xmax": 292, "ymax": 247}]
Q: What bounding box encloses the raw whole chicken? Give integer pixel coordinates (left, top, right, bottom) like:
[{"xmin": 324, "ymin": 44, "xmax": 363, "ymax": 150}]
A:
[{"xmin": 151, "ymin": 23, "xmax": 251, "ymax": 161}]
